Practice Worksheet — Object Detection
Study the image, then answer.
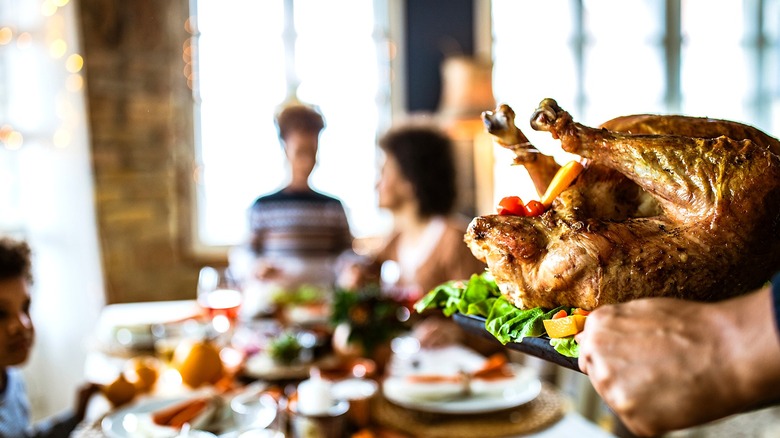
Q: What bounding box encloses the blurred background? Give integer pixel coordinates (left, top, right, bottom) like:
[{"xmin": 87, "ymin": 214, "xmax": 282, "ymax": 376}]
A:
[{"xmin": 1, "ymin": 0, "xmax": 779, "ymax": 426}]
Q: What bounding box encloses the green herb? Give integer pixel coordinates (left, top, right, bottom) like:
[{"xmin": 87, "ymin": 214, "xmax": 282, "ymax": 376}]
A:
[
  {"xmin": 268, "ymin": 332, "xmax": 302, "ymax": 365},
  {"xmin": 331, "ymin": 284, "xmax": 405, "ymax": 356}
]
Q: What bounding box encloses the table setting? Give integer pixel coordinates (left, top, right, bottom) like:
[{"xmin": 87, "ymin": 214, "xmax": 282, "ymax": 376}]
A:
[
  {"xmin": 74, "ymin": 265, "xmax": 615, "ymax": 438},
  {"xmin": 75, "ymin": 266, "xmax": 394, "ymax": 438}
]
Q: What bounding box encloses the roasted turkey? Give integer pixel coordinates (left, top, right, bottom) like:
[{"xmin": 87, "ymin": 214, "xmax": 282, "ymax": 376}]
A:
[{"xmin": 466, "ymin": 98, "xmax": 780, "ymax": 310}]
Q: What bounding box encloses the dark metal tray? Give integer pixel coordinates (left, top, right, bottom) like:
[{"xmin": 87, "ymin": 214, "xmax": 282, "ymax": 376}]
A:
[{"xmin": 453, "ymin": 312, "xmax": 581, "ymax": 373}]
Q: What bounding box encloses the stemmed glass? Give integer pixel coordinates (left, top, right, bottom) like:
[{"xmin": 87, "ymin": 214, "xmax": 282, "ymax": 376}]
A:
[{"xmin": 197, "ymin": 266, "xmax": 243, "ymax": 334}]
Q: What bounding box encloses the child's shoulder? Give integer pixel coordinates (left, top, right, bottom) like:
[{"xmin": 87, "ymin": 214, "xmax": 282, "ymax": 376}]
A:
[{"xmin": 3, "ymin": 367, "xmax": 27, "ymax": 394}]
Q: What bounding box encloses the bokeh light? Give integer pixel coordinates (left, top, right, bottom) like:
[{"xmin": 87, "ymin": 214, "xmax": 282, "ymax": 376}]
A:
[
  {"xmin": 49, "ymin": 38, "xmax": 67, "ymax": 58},
  {"xmin": 66, "ymin": 74, "xmax": 84, "ymax": 92},
  {"xmin": 3, "ymin": 131, "xmax": 24, "ymax": 150},
  {"xmin": 16, "ymin": 32, "xmax": 32, "ymax": 49},
  {"xmin": 41, "ymin": 0, "xmax": 58, "ymax": 16},
  {"xmin": 53, "ymin": 128, "xmax": 71, "ymax": 148},
  {"xmin": 0, "ymin": 27, "xmax": 12, "ymax": 45},
  {"xmin": 65, "ymin": 53, "xmax": 83, "ymax": 72}
]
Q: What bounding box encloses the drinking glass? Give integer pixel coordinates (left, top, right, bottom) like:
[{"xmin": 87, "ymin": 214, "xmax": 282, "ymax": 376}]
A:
[{"xmin": 197, "ymin": 266, "xmax": 242, "ymax": 333}]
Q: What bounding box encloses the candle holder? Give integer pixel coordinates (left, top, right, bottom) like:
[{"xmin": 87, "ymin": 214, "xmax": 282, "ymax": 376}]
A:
[{"xmin": 286, "ymin": 399, "xmax": 349, "ymax": 438}]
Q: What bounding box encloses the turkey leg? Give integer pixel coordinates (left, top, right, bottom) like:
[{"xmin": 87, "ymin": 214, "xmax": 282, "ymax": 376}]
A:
[
  {"xmin": 482, "ymin": 104, "xmax": 560, "ymax": 197},
  {"xmin": 529, "ymin": 98, "xmax": 780, "ymax": 231}
]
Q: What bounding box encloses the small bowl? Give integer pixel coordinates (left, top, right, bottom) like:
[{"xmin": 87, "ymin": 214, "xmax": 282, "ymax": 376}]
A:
[
  {"xmin": 230, "ymin": 391, "xmax": 278, "ymax": 432},
  {"xmin": 288, "ymin": 398, "xmax": 349, "ymax": 438}
]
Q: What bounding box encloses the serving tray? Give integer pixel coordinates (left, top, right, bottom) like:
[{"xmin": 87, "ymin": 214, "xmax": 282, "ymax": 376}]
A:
[{"xmin": 453, "ymin": 313, "xmax": 581, "ymax": 373}]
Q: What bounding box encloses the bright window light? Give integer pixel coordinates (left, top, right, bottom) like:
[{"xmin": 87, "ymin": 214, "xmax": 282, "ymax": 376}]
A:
[{"xmin": 193, "ymin": 0, "xmax": 391, "ymax": 248}]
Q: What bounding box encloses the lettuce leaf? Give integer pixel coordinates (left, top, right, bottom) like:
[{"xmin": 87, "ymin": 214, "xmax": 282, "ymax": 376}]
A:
[
  {"xmin": 413, "ymin": 279, "xmax": 463, "ymax": 315},
  {"xmin": 414, "ymin": 272, "xmax": 582, "ymax": 358},
  {"xmin": 415, "ymin": 272, "xmax": 500, "ymax": 318},
  {"xmin": 550, "ymin": 337, "xmax": 580, "ymax": 357},
  {"xmin": 484, "ymin": 299, "xmax": 567, "ymax": 344}
]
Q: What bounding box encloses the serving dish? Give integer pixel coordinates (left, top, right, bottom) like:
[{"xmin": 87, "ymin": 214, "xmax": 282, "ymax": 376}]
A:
[{"xmin": 453, "ymin": 313, "xmax": 581, "ymax": 372}]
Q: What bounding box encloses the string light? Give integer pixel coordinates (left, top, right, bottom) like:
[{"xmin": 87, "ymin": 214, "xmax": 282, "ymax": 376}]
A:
[
  {"xmin": 65, "ymin": 74, "xmax": 83, "ymax": 92},
  {"xmin": 65, "ymin": 53, "xmax": 83, "ymax": 72},
  {"xmin": 53, "ymin": 128, "xmax": 71, "ymax": 148},
  {"xmin": 49, "ymin": 38, "xmax": 67, "ymax": 58},
  {"xmin": 0, "ymin": 27, "xmax": 12, "ymax": 45},
  {"xmin": 16, "ymin": 32, "xmax": 32, "ymax": 49},
  {"xmin": 0, "ymin": 2, "xmax": 90, "ymax": 150},
  {"xmin": 41, "ymin": 1, "xmax": 58, "ymax": 17},
  {"xmin": 3, "ymin": 131, "xmax": 24, "ymax": 150},
  {"xmin": 0, "ymin": 124, "xmax": 23, "ymax": 150},
  {"xmin": 182, "ymin": 35, "xmax": 196, "ymax": 89},
  {"xmin": 184, "ymin": 16, "xmax": 197, "ymax": 35}
]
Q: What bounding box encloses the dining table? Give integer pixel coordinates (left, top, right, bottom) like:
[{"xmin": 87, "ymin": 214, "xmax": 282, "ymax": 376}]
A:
[{"xmin": 73, "ymin": 299, "xmax": 617, "ymax": 438}]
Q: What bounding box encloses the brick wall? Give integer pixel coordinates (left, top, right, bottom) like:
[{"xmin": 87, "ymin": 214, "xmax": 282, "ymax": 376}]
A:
[{"xmin": 78, "ymin": 0, "xmax": 220, "ymax": 303}]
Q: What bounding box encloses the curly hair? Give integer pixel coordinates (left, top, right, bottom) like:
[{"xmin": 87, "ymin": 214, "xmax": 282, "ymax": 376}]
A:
[
  {"xmin": 0, "ymin": 237, "xmax": 32, "ymax": 283},
  {"xmin": 379, "ymin": 123, "xmax": 458, "ymax": 218},
  {"xmin": 275, "ymin": 104, "xmax": 325, "ymax": 140}
]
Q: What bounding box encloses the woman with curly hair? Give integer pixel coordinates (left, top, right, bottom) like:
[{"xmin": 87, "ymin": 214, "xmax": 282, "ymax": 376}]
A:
[
  {"xmin": 338, "ymin": 122, "xmax": 488, "ymax": 349},
  {"xmin": 373, "ymin": 122, "xmax": 483, "ymax": 296}
]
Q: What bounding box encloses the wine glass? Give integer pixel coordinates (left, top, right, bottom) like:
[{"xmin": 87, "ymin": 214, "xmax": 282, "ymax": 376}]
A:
[{"xmin": 197, "ymin": 266, "xmax": 242, "ymax": 334}]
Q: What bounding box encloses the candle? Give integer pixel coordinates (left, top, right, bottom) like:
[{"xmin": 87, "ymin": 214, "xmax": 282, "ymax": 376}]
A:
[{"xmin": 296, "ymin": 369, "xmax": 334, "ymax": 415}]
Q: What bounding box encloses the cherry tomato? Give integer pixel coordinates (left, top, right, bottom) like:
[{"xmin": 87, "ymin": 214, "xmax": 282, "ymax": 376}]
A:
[
  {"xmin": 552, "ymin": 309, "xmax": 568, "ymax": 319},
  {"xmin": 497, "ymin": 196, "xmax": 526, "ymax": 216},
  {"xmin": 524, "ymin": 200, "xmax": 546, "ymax": 216}
]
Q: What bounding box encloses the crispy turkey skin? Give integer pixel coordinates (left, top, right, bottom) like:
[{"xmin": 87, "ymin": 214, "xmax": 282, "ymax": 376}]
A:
[{"xmin": 468, "ymin": 99, "xmax": 780, "ymax": 310}]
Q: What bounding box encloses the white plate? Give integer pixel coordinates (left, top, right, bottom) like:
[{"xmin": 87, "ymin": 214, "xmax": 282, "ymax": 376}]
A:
[
  {"xmin": 101, "ymin": 396, "xmax": 228, "ymax": 438},
  {"xmin": 382, "ymin": 364, "xmax": 542, "ymax": 414}
]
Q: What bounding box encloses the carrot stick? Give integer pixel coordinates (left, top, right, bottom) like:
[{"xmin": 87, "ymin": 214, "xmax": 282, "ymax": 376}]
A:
[
  {"xmin": 473, "ymin": 353, "xmax": 515, "ymax": 379},
  {"xmin": 472, "ymin": 353, "xmax": 508, "ymax": 376},
  {"xmin": 152, "ymin": 399, "xmax": 193, "ymax": 425},
  {"xmin": 152, "ymin": 398, "xmax": 205, "ymax": 426},
  {"xmin": 540, "ymin": 160, "xmax": 584, "ymax": 207},
  {"xmin": 406, "ymin": 374, "xmax": 463, "ymax": 383},
  {"xmin": 168, "ymin": 398, "xmax": 207, "ymax": 428}
]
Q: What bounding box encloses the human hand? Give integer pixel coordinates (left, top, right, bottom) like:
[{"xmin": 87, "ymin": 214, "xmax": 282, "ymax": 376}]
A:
[
  {"xmin": 576, "ymin": 288, "xmax": 780, "ymax": 437},
  {"xmin": 335, "ymin": 258, "xmax": 380, "ymax": 291},
  {"xmin": 335, "ymin": 262, "xmax": 366, "ymax": 290},
  {"xmin": 413, "ymin": 317, "xmax": 461, "ymax": 349}
]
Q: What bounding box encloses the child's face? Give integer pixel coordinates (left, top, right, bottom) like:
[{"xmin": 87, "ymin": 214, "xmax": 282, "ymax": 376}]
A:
[{"xmin": 0, "ymin": 276, "xmax": 34, "ymax": 368}]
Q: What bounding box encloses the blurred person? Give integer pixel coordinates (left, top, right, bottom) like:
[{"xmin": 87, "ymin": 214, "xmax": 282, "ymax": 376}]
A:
[
  {"xmin": 338, "ymin": 122, "xmax": 488, "ymax": 349},
  {"xmin": 576, "ymin": 271, "xmax": 780, "ymax": 437},
  {"xmin": 231, "ymin": 103, "xmax": 354, "ymax": 320},
  {"xmin": 0, "ymin": 236, "xmax": 100, "ymax": 437}
]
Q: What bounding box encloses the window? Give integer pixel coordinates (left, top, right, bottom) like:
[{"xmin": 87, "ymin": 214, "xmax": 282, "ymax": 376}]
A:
[
  {"xmin": 491, "ymin": 0, "xmax": 780, "ymax": 201},
  {"xmin": 191, "ymin": 0, "xmax": 393, "ymax": 251}
]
